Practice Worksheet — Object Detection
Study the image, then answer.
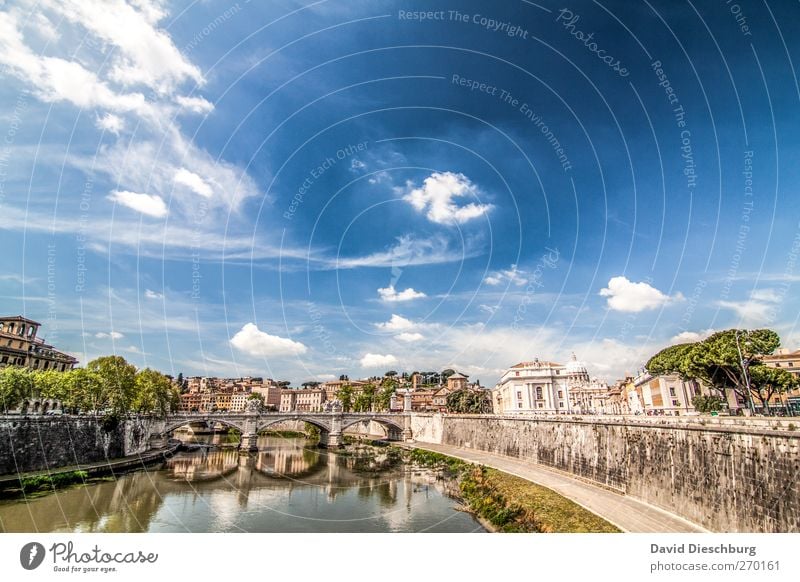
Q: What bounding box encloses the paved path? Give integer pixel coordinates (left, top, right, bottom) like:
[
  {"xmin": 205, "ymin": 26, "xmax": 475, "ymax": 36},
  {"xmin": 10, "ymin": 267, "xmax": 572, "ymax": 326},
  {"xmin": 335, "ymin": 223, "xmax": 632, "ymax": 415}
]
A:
[{"xmin": 404, "ymin": 442, "xmax": 706, "ymax": 533}]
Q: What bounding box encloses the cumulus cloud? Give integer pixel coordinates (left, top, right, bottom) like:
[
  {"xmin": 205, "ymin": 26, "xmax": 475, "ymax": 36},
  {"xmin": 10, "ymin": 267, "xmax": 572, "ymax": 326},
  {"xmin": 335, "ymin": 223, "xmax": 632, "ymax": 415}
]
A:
[
  {"xmin": 671, "ymin": 329, "xmax": 715, "ymax": 343},
  {"xmin": 484, "ymin": 264, "xmax": 527, "ymax": 286},
  {"xmin": 144, "ymin": 289, "xmax": 163, "ymax": 299},
  {"xmin": 51, "ymin": 0, "xmax": 204, "ymax": 94},
  {"xmin": 400, "ymin": 171, "xmax": 493, "ymax": 225},
  {"xmin": 95, "ymin": 331, "xmax": 124, "ymax": 339},
  {"xmin": 599, "ymin": 276, "xmax": 682, "ymax": 312},
  {"xmin": 174, "ymin": 167, "xmax": 213, "ymax": 198},
  {"xmin": 375, "ymin": 314, "xmax": 415, "ymax": 332},
  {"xmin": 230, "ymin": 323, "xmax": 308, "ymax": 357},
  {"xmin": 360, "ymin": 353, "xmax": 398, "ymax": 368},
  {"xmin": 378, "ymin": 285, "xmax": 427, "ymax": 302},
  {"xmin": 395, "ymin": 332, "xmax": 423, "ymax": 342},
  {"xmin": 107, "ymin": 190, "xmax": 168, "ymax": 217}
]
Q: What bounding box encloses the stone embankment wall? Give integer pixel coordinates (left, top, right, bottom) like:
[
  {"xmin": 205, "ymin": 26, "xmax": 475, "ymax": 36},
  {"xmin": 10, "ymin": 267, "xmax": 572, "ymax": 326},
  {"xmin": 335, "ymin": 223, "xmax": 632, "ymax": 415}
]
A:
[
  {"xmin": 410, "ymin": 414, "xmax": 800, "ymax": 533},
  {"xmin": 0, "ymin": 416, "xmax": 154, "ymax": 475}
]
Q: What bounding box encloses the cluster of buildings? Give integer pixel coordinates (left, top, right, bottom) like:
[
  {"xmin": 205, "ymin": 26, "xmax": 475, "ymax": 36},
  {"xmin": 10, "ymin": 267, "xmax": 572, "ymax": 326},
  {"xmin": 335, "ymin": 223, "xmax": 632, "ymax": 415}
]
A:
[
  {"xmin": 179, "ymin": 377, "xmax": 283, "ymax": 413},
  {"xmin": 491, "ymin": 353, "xmax": 737, "ymax": 417},
  {"xmin": 177, "ymin": 371, "xmax": 484, "ymax": 414},
  {"xmin": 3, "ymin": 313, "xmax": 799, "ymax": 417},
  {"xmin": 492, "ymin": 350, "xmax": 800, "ymax": 416}
]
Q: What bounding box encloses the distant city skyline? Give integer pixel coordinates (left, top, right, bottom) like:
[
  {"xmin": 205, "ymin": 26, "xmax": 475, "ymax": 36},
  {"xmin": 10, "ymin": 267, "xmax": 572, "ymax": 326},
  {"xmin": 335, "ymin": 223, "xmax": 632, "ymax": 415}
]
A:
[{"xmin": 1, "ymin": 1, "xmax": 799, "ymax": 385}]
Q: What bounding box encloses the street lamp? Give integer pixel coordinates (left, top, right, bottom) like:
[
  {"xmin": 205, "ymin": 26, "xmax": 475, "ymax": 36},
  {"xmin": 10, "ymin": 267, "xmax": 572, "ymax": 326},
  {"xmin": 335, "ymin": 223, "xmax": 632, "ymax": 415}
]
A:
[{"xmin": 734, "ymin": 330, "xmax": 756, "ymax": 416}]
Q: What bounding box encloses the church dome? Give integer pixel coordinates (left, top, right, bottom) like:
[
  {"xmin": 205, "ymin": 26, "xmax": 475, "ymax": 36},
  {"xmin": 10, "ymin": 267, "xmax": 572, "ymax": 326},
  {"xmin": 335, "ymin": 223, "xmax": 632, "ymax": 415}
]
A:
[{"xmin": 564, "ymin": 352, "xmax": 589, "ymax": 376}]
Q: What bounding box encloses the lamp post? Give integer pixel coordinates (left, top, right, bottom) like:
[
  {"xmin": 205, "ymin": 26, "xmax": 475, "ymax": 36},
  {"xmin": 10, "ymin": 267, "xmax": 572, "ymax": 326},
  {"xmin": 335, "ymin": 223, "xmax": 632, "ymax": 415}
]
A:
[{"xmin": 734, "ymin": 330, "xmax": 756, "ymax": 416}]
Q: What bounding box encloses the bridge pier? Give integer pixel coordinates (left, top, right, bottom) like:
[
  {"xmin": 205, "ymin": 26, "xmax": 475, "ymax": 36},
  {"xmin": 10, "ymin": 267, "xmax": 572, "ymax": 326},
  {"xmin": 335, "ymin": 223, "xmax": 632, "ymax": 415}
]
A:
[
  {"xmin": 239, "ymin": 433, "xmax": 259, "ymax": 452},
  {"xmin": 239, "ymin": 412, "xmax": 259, "ymax": 452}
]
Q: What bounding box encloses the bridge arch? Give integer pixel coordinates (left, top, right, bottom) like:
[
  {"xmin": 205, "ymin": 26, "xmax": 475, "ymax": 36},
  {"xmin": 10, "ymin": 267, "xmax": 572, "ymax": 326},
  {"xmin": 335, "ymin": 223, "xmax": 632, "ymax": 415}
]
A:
[
  {"xmin": 160, "ymin": 418, "xmax": 247, "ymax": 436},
  {"xmin": 256, "ymin": 416, "xmax": 331, "ymax": 434}
]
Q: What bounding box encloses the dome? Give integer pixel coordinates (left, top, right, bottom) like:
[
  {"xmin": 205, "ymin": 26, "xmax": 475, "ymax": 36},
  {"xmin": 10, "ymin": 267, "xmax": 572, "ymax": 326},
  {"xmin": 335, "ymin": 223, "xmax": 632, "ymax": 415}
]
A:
[{"xmin": 564, "ymin": 352, "xmax": 589, "ymax": 376}]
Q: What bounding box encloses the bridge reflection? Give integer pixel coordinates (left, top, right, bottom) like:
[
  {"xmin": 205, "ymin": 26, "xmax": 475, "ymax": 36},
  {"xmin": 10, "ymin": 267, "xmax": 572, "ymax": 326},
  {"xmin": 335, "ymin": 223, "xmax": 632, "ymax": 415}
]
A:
[{"xmin": 0, "ymin": 436, "xmax": 448, "ymax": 532}]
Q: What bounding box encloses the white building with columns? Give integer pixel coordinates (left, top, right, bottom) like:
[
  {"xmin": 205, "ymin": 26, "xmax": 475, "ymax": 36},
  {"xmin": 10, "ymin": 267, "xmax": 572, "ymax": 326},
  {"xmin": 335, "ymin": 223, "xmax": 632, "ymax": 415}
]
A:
[{"xmin": 493, "ymin": 355, "xmax": 592, "ymax": 414}]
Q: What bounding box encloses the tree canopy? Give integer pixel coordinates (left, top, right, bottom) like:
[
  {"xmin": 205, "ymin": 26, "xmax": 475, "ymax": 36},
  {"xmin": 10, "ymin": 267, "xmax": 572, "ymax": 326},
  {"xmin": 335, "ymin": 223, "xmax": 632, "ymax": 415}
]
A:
[
  {"xmin": 446, "ymin": 389, "xmax": 492, "ymax": 414},
  {"xmin": 646, "ymin": 329, "xmax": 785, "ymax": 412},
  {"xmin": 0, "ymin": 356, "xmax": 179, "ymax": 417}
]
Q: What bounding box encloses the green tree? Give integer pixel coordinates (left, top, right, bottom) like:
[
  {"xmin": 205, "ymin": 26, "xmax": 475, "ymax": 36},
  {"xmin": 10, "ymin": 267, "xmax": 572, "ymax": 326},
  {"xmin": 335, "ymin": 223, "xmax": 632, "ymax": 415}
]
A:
[
  {"xmin": 375, "ymin": 384, "xmax": 395, "ymax": 411},
  {"xmin": 385, "ymin": 370, "xmax": 397, "ymax": 378},
  {"xmin": 749, "ymin": 365, "xmax": 799, "ymax": 413},
  {"xmin": 337, "ymin": 384, "xmax": 354, "ymax": 412},
  {"xmin": 0, "ymin": 366, "xmax": 34, "ymax": 412},
  {"xmin": 692, "ymin": 394, "xmax": 724, "ymax": 413},
  {"xmin": 133, "ymin": 368, "xmax": 178, "ymax": 416},
  {"xmin": 646, "ymin": 329, "xmax": 781, "ymax": 411},
  {"xmin": 353, "ymin": 384, "xmax": 377, "ymax": 412},
  {"xmin": 446, "ymin": 389, "xmax": 492, "ymax": 414},
  {"xmin": 86, "ymin": 355, "xmax": 137, "ymax": 415},
  {"xmin": 64, "ymin": 368, "xmax": 105, "ymax": 413}
]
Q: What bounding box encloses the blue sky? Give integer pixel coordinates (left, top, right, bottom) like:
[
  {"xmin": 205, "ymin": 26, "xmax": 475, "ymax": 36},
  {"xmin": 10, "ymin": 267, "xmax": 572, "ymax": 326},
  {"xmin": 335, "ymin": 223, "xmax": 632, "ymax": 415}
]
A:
[{"xmin": 1, "ymin": 0, "xmax": 799, "ymax": 384}]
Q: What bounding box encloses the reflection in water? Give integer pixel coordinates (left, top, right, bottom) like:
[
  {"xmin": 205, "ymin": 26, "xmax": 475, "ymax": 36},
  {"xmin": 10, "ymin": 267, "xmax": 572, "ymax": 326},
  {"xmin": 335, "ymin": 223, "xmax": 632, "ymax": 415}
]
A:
[{"xmin": 0, "ymin": 437, "xmax": 484, "ymax": 533}]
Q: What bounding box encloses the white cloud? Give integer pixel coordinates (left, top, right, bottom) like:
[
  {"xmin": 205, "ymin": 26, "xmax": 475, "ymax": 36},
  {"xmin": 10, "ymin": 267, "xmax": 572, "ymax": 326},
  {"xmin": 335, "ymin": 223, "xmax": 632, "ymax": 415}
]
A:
[
  {"xmin": 396, "ymin": 332, "xmax": 423, "ymax": 342},
  {"xmin": 378, "ymin": 285, "xmax": 427, "ymax": 302},
  {"xmin": 360, "ymin": 353, "xmax": 398, "ymax": 368},
  {"xmin": 107, "ymin": 190, "xmax": 168, "ymax": 218},
  {"xmin": 144, "ymin": 289, "xmax": 163, "ymax": 300},
  {"xmin": 718, "ymin": 290, "xmax": 781, "ymax": 324},
  {"xmin": 375, "ymin": 314, "xmax": 415, "ymax": 332},
  {"xmin": 671, "ymin": 329, "xmax": 714, "ymax": 343},
  {"xmin": 95, "ymin": 331, "xmax": 124, "ymax": 339},
  {"xmin": 95, "ymin": 113, "xmax": 125, "ymax": 135},
  {"xmin": 350, "ymin": 158, "xmax": 366, "ymax": 172},
  {"xmin": 48, "ymin": 0, "xmax": 204, "ymax": 94},
  {"xmin": 175, "ymin": 95, "xmax": 214, "ymax": 114},
  {"xmin": 400, "ymin": 171, "xmax": 493, "ymax": 225},
  {"xmin": 230, "ymin": 323, "xmax": 308, "ymax": 357},
  {"xmin": 173, "ymin": 167, "xmax": 213, "ymax": 198},
  {"xmin": 331, "ymin": 234, "xmax": 477, "ymax": 270},
  {"xmin": 750, "ymin": 288, "xmax": 781, "ymax": 303},
  {"xmin": 484, "ymin": 264, "xmax": 527, "ymax": 286},
  {"xmin": 599, "ymin": 276, "xmax": 682, "ymax": 312}
]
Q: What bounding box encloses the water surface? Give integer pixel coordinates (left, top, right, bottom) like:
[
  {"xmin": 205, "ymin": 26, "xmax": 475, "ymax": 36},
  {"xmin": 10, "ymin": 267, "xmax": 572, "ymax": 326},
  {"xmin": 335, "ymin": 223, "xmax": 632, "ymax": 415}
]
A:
[{"xmin": 0, "ymin": 437, "xmax": 485, "ymax": 533}]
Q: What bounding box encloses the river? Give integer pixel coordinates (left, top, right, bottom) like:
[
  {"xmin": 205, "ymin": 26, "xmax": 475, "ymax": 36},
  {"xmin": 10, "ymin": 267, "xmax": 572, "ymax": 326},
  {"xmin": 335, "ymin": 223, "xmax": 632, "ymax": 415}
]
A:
[{"xmin": 0, "ymin": 436, "xmax": 485, "ymax": 533}]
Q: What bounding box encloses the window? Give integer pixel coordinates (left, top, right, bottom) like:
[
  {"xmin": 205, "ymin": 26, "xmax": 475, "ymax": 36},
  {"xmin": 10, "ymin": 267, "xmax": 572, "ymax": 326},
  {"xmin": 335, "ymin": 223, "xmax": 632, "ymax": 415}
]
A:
[
  {"xmin": 559, "ymin": 402, "xmax": 564, "ymax": 408},
  {"xmin": 672, "ymin": 400, "xmax": 680, "ymax": 407},
  {"xmin": 558, "ymin": 390, "xmax": 563, "ymax": 398},
  {"xmin": 517, "ymin": 391, "xmax": 522, "ymax": 399},
  {"xmin": 776, "ymin": 363, "xmax": 781, "ymax": 367},
  {"xmin": 537, "ymin": 403, "xmax": 544, "ymax": 409},
  {"xmin": 789, "ymin": 363, "xmax": 794, "ymax": 368},
  {"xmin": 515, "ymin": 371, "xmax": 520, "ymax": 376},
  {"xmin": 536, "ymin": 387, "xmax": 543, "ymax": 399},
  {"xmin": 518, "ymin": 402, "xmax": 523, "ymax": 408},
  {"xmin": 669, "ymin": 387, "xmax": 676, "ymax": 396}
]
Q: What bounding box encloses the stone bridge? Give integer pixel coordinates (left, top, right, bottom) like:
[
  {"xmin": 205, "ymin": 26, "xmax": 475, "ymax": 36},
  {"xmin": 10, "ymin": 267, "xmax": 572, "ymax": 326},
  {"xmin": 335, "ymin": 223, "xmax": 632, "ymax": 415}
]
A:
[{"xmin": 148, "ymin": 411, "xmax": 413, "ymax": 450}]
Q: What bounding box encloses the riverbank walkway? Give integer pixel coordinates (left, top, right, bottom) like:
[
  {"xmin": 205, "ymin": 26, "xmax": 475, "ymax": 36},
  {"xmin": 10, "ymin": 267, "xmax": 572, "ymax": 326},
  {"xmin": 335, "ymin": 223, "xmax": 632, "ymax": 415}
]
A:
[{"xmin": 404, "ymin": 442, "xmax": 706, "ymax": 533}]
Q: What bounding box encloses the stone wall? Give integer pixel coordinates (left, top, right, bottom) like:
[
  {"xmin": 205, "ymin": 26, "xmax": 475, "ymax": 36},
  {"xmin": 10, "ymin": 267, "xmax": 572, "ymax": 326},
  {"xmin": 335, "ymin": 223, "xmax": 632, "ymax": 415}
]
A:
[
  {"xmin": 411, "ymin": 414, "xmax": 800, "ymax": 533},
  {"xmin": 0, "ymin": 416, "xmax": 154, "ymax": 475}
]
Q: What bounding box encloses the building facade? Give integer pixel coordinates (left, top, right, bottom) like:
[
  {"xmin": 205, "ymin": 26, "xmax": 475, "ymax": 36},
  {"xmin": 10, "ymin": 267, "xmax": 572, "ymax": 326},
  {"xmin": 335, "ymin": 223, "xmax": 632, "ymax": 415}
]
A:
[
  {"xmin": 0, "ymin": 316, "xmax": 77, "ymax": 371},
  {"xmin": 493, "ymin": 356, "xmax": 588, "ymax": 414},
  {"xmin": 631, "ymin": 372, "xmax": 702, "ymax": 416}
]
